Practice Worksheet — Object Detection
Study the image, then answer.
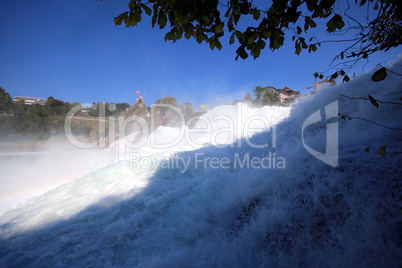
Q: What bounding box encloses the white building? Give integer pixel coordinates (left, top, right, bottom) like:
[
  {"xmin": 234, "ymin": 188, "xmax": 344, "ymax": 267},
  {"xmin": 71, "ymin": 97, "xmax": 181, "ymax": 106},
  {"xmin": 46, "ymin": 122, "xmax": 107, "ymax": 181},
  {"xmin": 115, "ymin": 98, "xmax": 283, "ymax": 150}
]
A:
[{"xmin": 14, "ymin": 96, "xmax": 46, "ymax": 105}]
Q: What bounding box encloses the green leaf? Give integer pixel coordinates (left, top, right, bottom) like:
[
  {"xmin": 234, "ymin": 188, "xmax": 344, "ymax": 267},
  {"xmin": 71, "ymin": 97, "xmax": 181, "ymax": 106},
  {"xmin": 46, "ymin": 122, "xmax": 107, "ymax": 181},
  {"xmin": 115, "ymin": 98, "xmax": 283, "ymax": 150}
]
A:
[
  {"xmin": 297, "ymin": 26, "xmax": 302, "ymax": 35},
  {"xmin": 126, "ymin": 13, "xmax": 137, "ymax": 27},
  {"xmin": 114, "ymin": 17, "xmax": 123, "ymax": 26},
  {"xmin": 133, "ymin": 11, "xmax": 141, "ymax": 22},
  {"xmin": 340, "ymin": 70, "xmax": 346, "ymax": 76},
  {"xmin": 319, "ymin": 74, "xmax": 324, "ymax": 79},
  {"xmin": 143, "ymin": 5, "xmax": 152, "ymax": 16},
  {"xmin": 128, "ymin": 1, "xmax": 136, "ymax": 11},
  {"xmin": 240, "ymin": 50, "xmax": 248, "ymax": 59},
  {"xmin": 330, "ymin": 72, "xmax": 338, "ymax": 80},
  {"xmin": 229, "ymin": 32, "xmax": 235, "ymax": 45},
  {"xmin": 236, "ymin": 45, "xmax": 248, "ymax": 60},
  {"xmin": 305, "ymin": 16, "xmax": 317, "ymax": 28},
  {"xmin": 158, "ymin": 12, "xmax": 167, "ymax": 28},
  {"xmin": 304, "ymin": 23, "xmax": 309, "ymax": 33},
  {"xmin": 248, "ymin": 33, "xmax": 258, "ymax": 45},
  {"xmin": 257, "ymin": 39, "xmax": 266, "ymax": 49},
  {"xmin": 364, "ymin": 147, "xmax": 370, "ymax": 153},
  {"xmin": 232, "ymin": 6, "xmax": 240, "ymax": 14},
  {"xmin": 311, "ymin": 44, "xmax": 317, "ymax": 52},
  {"xmin": 261, "ymin": 29, "xmax": 271, "ymax": 38},
  {"xmin": 377, "ymin": 145, "xmax": 386, "ymax": 157},
  {"xmin": 209, "ymin": 39, "xmax": 215, "ymax": 50},
  {"xmin": 185, "ymin": 31, "xmax": 192, "ymax": 40},
  {"xmin": 253, "ymin": 47, "xmax": 261, "ymax": 59},
  {"xmin": 227, "ymin": 17, "xmax": 234, "ymax": 32},
  {"xmin": 196, "ymin": 33, "xmax": 203, "ymax": 44},
  {"xmin": 152, "ymin": 15, "xmax": 157, "ymax": 27},
  {"xmin": 326, "ymin": 14, "xmax": 344, "ymax": 33},
  {"xmin": 335, "ymin": 18, "xmax": 345, "ymax": 30},
  {"xmin": 313, "ymin": 72, "xmax": 319, "ymax": 78},
  {"xmin": 326, "ymin": 20, "xmax": 336, "ymax": 33},
  {"xmin": 225, "ymin": 7, "xmax": 232, "ymax": 18},
  {"xmin": 203, "ymin": 15, "xmax": 211, "ymax": 25},
  {"xmin": 368, "ymin": 95, "xmax": 379, "ymax": 108},
  {"xmin": 215, "ymin": 23, "xmax": 224, "ymax": 34},
  {"xmin": 342, "ymin": 75, "xmax": 350, "ymax": 83},
  {"xmin": 215, "ymin": 40, "xmax": 222, "ymax": 50},
  {"xmin": 253, "ymin": 10, "xmax": 260, "ymax": 20},
  {"xmin": 114, "ymin": 12, "xmax": 128, "ymax": 26},
  {"xmin": 295, "ymin": 43, "xmax": 301, "ymax": 55},
  {"xmin": 372, "ymin": 67, "xmax": 387, "ymax": 82}
]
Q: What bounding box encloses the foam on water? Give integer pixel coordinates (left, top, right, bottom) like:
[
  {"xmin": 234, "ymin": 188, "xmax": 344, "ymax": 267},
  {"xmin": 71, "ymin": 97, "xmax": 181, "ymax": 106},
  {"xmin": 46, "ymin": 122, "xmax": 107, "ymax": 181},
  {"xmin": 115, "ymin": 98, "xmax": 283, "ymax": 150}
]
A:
[
  {"xmin": 0, "ymin": 103, "xmax": 290, "ymax": 234},
  {"xmin": 0, "ymin": 61, "xmax": 401, "ymax": 267}
]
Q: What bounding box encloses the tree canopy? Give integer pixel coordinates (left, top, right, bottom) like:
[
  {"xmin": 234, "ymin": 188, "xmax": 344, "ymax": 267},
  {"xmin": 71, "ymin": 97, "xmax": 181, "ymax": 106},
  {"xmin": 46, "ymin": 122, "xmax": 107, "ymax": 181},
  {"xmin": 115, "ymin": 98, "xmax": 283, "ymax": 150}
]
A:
[
  {"xmin": 155, "ymin": 96, "xmax": 178, "ymax": 107},
  {"xmin": 0, "ymin": 87, "xmax": 13, "ymax": 113},
  {"xmin": 115, "ymin": 0, "xmax": 401, "ymax": 81}
]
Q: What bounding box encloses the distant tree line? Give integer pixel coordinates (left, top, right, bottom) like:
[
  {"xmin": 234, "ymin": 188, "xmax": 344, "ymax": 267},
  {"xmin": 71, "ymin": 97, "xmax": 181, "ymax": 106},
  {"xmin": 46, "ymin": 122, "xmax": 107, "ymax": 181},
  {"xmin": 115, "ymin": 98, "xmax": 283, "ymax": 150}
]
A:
[
  {"xmin": 0, "ymin": 87, "xmax": 13, "ymax": 114},
  {"xmin": 86, "ymin": 102, "xmax": 130, "ymax": 117},
  {"xmin": 0, "ymin": 86, "xmax": 187, "ymax": 141},
  {"xmin": 0, "ymin": 87, "xmax": 84, "ymax": 141},
  {"xmin": 0, "ymin": 86, "xmax": 151, "ymax": 142}
]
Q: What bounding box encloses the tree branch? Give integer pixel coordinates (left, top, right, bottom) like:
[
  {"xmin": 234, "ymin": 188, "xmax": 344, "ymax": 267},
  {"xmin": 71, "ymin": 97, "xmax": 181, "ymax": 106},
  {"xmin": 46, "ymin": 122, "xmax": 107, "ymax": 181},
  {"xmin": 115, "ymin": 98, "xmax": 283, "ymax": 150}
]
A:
[
  {"xmin": 339, "ymin": 94, "xmax": 402, "ymax": 105},
  {"xmin": 339, "ymin": 114, "xmax": 402, "ymax": 131}
]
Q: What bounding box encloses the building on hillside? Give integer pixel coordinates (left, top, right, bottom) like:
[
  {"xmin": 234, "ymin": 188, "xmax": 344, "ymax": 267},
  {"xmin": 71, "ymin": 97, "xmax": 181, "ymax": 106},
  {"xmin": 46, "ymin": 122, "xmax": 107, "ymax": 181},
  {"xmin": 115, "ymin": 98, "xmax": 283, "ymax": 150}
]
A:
[
  {"xmin": 262, "ymin": 86, "xmax": 290, "ymax": 103},
  {"xmin": 281, "ymin": 87, "xmax": 300, "ymax": 97},
  {"xmin": 262, "ymin": 86, "xmax": 282, "ymax": 102},
  {"xmin": 261, "ymin": 86, "xmax": 301, "ymax": 103},
  {"xmin": 263, "ymin": 86, "xmax": 277, "ymax": 92},
  {"xmin": 196, "ymin": 103, "xmax": 210, "ymax": 113},
  {"xmin": 281, "ymin": 87, "xmax": 301, "ymax": 102},
  {"xmin": 13, "ymin": 96, "xmax": 46, "ymax": 105}
]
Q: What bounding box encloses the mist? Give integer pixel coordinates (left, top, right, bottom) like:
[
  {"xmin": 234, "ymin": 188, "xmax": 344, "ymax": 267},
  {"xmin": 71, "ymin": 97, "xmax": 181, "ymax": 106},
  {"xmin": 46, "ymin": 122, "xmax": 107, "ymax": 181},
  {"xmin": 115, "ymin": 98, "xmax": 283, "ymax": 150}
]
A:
[
  {"xmin": 0, "ymin": 60, "xmax": 401, "ymax": 267},
  {"xmin": 0, "ymin": 138, "xmax": 116, "ymax": 215},
  {"xmin": 0, "ymin": 103, "xmax": 290, "ymax": 217}
]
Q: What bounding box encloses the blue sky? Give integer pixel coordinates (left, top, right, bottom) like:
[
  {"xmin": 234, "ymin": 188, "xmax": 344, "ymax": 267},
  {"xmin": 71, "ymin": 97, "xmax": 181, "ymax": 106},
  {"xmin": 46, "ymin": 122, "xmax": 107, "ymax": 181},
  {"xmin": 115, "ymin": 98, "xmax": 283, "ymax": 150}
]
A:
[{"xmin": 0, "ymin": 0, "xmax": 400, "ymax": 108}]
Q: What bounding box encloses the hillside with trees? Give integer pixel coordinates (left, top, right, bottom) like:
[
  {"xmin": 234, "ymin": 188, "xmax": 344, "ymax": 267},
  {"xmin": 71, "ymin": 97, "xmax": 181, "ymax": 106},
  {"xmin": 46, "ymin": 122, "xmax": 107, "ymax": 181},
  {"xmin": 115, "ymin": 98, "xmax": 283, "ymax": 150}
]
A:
[{"xmin": 0, "ymin": 90, "xmax": 83, "ymax": 141}]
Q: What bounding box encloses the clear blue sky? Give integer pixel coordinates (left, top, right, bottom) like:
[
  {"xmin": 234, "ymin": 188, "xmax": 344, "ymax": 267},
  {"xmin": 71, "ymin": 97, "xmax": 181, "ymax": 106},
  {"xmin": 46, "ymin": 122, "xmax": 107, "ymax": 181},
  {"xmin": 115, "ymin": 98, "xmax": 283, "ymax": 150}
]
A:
[{"xmin": 0, "ymin": 0, "xmax": 400, "ymax": 108}]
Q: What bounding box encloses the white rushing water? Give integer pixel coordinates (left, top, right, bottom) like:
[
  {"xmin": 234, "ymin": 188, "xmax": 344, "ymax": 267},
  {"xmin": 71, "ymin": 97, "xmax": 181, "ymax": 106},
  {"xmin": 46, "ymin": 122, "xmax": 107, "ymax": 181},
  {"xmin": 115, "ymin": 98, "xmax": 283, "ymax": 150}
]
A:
[{"xmin": 0, "ymin": 61, "xmax": 401, "ymax": 267}]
